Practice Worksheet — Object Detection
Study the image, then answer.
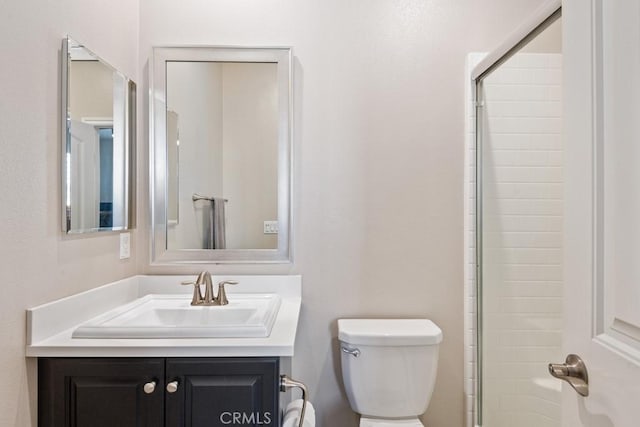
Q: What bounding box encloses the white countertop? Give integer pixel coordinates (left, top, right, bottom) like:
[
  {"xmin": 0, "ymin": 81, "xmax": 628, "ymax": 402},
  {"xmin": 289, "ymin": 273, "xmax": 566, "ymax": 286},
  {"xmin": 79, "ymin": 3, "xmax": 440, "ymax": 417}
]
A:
[{"xmin": 26, "ymin": 275, "xmax": 301, "ymax": 357}]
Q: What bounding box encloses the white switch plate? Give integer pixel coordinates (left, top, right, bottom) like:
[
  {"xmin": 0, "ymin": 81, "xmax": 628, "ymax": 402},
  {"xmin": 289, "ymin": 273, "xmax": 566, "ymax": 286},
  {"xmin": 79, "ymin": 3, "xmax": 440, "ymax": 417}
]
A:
[
  {"xmin": 263, "ymin": 221, "xmax": 278, "ymax": 234},
  {"xmin": 119, "ymin": 232, "xmax": 131, "ymax": 259}
]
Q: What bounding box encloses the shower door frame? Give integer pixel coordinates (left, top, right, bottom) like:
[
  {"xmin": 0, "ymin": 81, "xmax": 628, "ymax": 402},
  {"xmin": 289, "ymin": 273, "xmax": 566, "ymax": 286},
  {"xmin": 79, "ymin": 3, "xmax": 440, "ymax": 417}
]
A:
[{"xmin": 471, "ymin": 1, "xmax": 562, "ymax": 425}]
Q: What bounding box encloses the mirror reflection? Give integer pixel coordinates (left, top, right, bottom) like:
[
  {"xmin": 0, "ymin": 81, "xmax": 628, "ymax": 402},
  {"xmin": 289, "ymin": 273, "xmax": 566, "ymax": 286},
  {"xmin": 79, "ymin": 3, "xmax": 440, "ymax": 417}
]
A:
[
  {"xmin": 165, "ymin": 61, "xmax": 279, "ymax": 251},
  {"xmin": 63, "ymin": 37, "xmax": 135, "ymax": 233},
  {"xmin": 167, "ymin": 110, "xmax": 179, "ymax": 226},
  {"xmin": 151, "ymin": 46, "xmax": 291, "ymax": 263}
]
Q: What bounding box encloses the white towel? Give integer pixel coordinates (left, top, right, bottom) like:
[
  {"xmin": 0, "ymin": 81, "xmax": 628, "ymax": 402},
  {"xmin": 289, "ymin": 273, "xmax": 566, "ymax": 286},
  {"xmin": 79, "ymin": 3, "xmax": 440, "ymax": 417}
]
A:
[
  {"xmin": 283, "ymin": 399, "xmax": 315, "ymax": 427},
  {"xmin": 205, "ymin": 198, "xmax": 226, "ymax": 249}
]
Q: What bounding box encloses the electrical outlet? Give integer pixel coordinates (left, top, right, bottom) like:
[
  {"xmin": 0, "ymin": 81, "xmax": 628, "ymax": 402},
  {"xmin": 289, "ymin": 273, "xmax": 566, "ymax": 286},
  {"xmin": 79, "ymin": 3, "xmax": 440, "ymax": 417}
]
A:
[
  {"xmin": 263, "ymin": 221, "xmax": 278, "ymax": 234},
  {"xmin": 119, "ymin": 232, "xmax": 131, "ymax": 259}
]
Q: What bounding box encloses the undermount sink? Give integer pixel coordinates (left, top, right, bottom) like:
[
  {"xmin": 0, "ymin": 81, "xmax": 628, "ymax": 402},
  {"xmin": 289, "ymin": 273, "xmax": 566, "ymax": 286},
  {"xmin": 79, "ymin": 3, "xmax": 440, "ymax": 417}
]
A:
[{"xmin": 72, "ymin": 294, "xmax": 281, "ymax": 339}]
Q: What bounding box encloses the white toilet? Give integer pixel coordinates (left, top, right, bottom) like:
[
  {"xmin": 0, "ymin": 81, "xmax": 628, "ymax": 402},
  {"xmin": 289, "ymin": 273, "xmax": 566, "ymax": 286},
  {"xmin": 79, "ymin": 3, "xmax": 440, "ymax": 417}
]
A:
[{"xmin": 338, "ymin": 319, "xmax": 443, "ymax": 427}]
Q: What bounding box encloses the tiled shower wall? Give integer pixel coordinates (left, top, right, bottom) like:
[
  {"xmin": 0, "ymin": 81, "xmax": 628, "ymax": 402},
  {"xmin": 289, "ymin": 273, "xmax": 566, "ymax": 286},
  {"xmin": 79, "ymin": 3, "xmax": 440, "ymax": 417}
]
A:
[{"xmin": 465, "ymin": 53, "xmax": 563, "ymax": 427}]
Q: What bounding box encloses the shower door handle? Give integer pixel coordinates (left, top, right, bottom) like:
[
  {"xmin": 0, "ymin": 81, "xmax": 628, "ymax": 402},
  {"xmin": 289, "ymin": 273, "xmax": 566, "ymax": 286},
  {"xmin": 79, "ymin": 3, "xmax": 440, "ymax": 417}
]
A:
[{"xmin": 548, "ymin": 354, "xmax": 589, "ymax": 397}]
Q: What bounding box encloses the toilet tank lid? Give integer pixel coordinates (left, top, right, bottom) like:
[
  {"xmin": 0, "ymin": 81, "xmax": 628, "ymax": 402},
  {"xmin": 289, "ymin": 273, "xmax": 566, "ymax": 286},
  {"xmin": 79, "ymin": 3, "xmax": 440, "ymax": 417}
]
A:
[{"xmin": 338, "ymin": 319, "xmax": 443, "ymax": 346}]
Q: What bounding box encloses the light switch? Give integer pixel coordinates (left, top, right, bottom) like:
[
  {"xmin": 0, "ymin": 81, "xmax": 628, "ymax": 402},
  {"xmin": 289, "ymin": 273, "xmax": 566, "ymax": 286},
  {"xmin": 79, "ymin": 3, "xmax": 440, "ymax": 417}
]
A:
[
  {"xmin": 120, "ymin": 232, "xmax": 131, "ymax": 259},
  {"xmin": 263, "ymin": 221, "xmax": 278, "ymax": 234}
]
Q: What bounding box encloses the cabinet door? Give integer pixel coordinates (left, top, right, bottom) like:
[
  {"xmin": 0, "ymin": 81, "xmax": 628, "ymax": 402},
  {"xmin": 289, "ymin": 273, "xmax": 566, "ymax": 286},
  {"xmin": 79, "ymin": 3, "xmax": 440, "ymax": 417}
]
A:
[
  {"xmin": 38, "ymin": 358, "xmax": 164, "ymax": 427},
  {"xmin": 166, "ymin": 358, "xmax": 279, "ymax": 427}
]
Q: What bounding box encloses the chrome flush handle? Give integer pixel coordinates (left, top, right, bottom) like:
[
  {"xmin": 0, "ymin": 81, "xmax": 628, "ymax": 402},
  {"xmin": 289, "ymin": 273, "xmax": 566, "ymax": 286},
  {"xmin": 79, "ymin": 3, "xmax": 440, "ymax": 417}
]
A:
[{"xmin": 341, "ymin": 346, "xmax": 361, "ymax": 357}]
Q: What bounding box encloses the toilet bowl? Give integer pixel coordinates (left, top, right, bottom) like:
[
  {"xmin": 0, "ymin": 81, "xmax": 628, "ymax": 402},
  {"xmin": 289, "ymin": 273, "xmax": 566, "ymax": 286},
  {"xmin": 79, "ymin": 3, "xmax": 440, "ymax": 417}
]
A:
[{"xmin": 338, "ymin": 319, "xmax": 443, "ymax": 426}]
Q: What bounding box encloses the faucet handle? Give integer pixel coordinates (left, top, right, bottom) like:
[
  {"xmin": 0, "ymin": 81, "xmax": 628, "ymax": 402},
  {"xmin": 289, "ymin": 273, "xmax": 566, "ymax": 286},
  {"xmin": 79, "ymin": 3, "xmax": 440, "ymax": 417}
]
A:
[
  {"xmin": 181, "ymin": 280, "xmax": 203, "ymax": 305},
  {"xmin": 216, "ymin": 281, "xmax": 238, "ymax": 306}
]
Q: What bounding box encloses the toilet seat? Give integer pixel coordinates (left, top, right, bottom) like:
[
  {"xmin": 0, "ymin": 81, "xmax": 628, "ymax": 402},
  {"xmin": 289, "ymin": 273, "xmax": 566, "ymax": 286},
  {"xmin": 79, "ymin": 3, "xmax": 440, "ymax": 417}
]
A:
[{"xmin": 359, "ymin": 416, "xmax": 424, "ymax": 427}]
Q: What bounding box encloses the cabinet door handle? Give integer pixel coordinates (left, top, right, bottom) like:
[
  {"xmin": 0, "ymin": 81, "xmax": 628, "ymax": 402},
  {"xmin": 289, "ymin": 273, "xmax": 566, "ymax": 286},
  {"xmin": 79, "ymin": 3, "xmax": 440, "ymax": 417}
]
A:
[
  {"xmin": 143, "ymin": 381, "xmax": 156, "ymax": 394},
  {"xmin": 166, "ymin": 380, "xmax": 179, "ymax": 393}
]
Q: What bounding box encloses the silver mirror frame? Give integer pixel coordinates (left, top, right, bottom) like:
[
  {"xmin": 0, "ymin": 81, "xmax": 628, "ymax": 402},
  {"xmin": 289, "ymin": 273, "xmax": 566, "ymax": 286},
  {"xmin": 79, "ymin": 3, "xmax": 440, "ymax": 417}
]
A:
[
  {"xmin": 150, "ymin": 46, "xmax": 292, "ymax": 264},
  {"xmin": 61, "ymin": 36, "xmax": 136, "ymax": 234}
]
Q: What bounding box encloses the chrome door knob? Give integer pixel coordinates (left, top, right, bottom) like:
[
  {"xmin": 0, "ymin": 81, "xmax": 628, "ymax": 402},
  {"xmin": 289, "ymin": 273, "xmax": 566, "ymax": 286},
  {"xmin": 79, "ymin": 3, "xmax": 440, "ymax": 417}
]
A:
[
  {"xmin": 143, "ymin": 381, "xmax": 156, "ymax": 394},
  {"xmin": 548, "ymin": 354, "xmax": 589, "ymax": 396},
  {"xmin": 166, "ymin": 380, "xmax": 179, "ymax": 393}
]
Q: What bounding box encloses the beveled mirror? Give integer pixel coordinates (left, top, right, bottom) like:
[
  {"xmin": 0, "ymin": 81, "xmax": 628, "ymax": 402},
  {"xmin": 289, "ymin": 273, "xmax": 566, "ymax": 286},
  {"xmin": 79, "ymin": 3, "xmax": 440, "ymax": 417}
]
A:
[
  {"xmin": 61, "ymin": 36, "xmax": 136, "ymax": 233},
  {"xmin": 150, "ymin": 46, "xmax": 292, "ymax": 263}
]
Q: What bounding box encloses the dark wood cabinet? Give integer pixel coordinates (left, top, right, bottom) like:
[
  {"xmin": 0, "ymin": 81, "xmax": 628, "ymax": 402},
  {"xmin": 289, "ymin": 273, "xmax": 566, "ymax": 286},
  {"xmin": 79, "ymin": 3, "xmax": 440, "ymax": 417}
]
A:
[
  {"xmin": 166, "ymin": 358, "xmax": 279, "ymax": 427},
  {"xmin": 38, "ymin": 357, "xmax": 280, "ymax": 427},
  {"xmin": 38, "ymin": 358, "xmax": 164, "ymax": 427}
]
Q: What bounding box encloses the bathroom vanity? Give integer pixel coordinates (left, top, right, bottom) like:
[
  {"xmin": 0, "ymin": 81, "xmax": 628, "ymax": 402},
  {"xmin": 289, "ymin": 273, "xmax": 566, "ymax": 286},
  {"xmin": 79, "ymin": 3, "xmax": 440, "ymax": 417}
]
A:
[
  {"xmin": 27, "ymin": 275, "xmax": 301, "ymax": 427},
  {"xmin": 39, "ymin": 357, "xmax": 279, "ymax": 426}
]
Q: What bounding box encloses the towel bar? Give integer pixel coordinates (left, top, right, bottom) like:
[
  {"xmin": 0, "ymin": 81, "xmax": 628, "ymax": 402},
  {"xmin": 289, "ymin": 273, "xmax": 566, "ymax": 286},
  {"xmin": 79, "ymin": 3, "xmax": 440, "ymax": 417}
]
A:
[{"xmin": 192, "ymin": 193, "xmax": 228, "ymax": 202}]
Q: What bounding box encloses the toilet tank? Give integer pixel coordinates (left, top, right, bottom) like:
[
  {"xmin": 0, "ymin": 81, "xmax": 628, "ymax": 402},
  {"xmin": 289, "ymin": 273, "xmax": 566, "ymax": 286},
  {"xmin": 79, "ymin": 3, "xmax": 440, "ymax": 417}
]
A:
[{"xmin": 338, "ymin": 319, "xmax": 443, "ymax": 419}]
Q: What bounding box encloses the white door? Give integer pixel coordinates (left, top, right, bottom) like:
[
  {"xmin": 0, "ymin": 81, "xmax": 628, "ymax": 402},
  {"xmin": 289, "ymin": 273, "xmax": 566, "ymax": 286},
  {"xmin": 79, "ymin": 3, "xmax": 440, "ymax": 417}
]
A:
[
  {"xmin": 563, "ymin": 0, "xmax": 640, "ymax": 426},
  {"xmin": 69, "ymin": 119, "xmax": 100, "ymax": 230}
]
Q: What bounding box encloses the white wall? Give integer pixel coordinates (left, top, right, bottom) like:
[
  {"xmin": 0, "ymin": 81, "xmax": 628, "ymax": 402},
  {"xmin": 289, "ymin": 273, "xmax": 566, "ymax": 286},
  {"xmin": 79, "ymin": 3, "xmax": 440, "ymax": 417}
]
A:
[
  {"xmin": 139, "ymin": 1, "xmax": 550, "ymax": 426},
  {"xmin": 467, "ymin": 52, "xmax": 563, "ymax": 427},
  {"xmin": 0, "ymin": 0, "xmax": 139, "ymax": 426},
  {"xmin": 522, "ymin": 18, "xmax": 562, "ymax": 54}
]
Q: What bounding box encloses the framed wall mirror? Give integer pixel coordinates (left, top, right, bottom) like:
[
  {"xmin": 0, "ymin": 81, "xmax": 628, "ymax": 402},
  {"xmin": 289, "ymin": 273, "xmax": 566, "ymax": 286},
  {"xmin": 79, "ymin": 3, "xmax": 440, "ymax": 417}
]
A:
[
  {"xmin": 150, "ymin": 46, "xmax": 292, "ymax": 263},
  {"xmin": 61, "ymin": 36, "xmax": 136, "ymax": 233}
]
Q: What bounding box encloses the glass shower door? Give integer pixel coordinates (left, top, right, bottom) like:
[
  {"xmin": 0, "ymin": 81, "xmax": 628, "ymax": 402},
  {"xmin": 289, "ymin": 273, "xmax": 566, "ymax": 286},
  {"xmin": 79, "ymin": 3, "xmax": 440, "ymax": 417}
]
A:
[{"xmin": 477, "ymin": 14, "xmax": 563, "ymax": 427}]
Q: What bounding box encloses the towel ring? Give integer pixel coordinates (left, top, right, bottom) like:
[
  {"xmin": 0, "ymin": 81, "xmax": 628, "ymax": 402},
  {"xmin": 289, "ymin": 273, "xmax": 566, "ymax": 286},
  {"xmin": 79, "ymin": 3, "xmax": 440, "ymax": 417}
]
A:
[{"xmin": 280, "ymin": 375, "xmax": 308, "ymax": 427}]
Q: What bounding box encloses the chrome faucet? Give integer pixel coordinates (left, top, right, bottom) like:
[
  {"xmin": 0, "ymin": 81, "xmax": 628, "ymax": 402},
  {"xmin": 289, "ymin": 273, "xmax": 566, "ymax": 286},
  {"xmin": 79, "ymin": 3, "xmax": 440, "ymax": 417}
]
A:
[{"xmin": 181, "ymin": 272, "xmax": 238, "ymax": 306}]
